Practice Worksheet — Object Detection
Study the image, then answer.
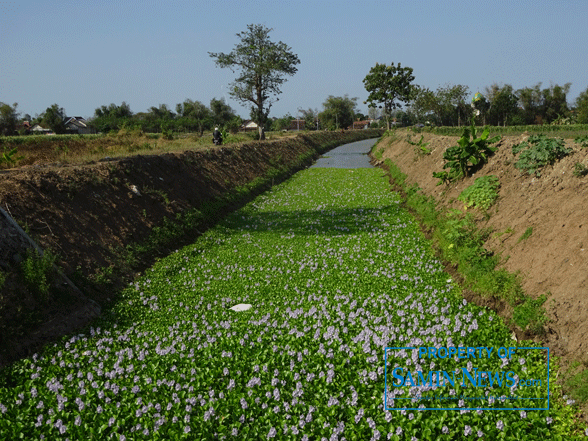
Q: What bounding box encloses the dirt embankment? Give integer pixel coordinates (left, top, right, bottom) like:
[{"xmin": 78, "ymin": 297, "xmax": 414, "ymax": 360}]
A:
[
  {"xmin": 0, "ymin": 130, "xmax": 381, "ymax": 366},
  {"xmin": 375, "ymin": 130, "xmax": 588, "ymax": 365}
]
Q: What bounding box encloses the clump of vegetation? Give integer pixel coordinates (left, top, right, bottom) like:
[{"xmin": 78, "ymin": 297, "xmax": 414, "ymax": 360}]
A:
[
  {"xmin": 433, "ymin": 118, "xmax": 501, "ymax": 185},
  {"xmin": 0, "ymin": 146, "xmax": 23, "ymax": 168},
  {"xmin": 458, "ymin": 175, "xmax": 500, "ymax": 210},
  {"xmin": 564, "ymin": 362, "xmax": 588, "ymax": 404},
  {"xmin": 512, "ymin": 293, "xmax": 549, "ymax": 334},
  {"xmin": 20, "ymin": 248, "xmax": 57, "ymax": 303},
  {"xmin": 517, "ymin": 227, "xmax": 533, "ymax": 243},
  {"xmin": 406, "ymin": 133, "xmax": 431, "ymax": 157},
  {"xmin": 573, "ymin": 162, "xmax": 588, "ymax": 177},
  {"xmin": 574, "ymin": 134, "xmax": 588, "ymax": 148},
  {"xmin": 512, "ymin": 134, "xmax": 572, "ymax": 176}
]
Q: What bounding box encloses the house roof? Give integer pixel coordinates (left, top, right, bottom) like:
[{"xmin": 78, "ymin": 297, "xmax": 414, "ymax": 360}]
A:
[{"xmin": 64, "ymin": 117, "xmax": 88, "ymax": 128}]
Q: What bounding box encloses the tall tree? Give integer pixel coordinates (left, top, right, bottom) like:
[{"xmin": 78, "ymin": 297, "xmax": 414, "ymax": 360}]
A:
[
  {"xmin": 319, "ymin": 95, "xmax": 358, "ymax": 130},
  {"xmin": 0, "ymin": 102, "xmax": 20, "ymax": 136},
  {"xmin": 42, "ymin": 104, "xmax": 67, "ymax": 134},
  {"xmin": 209, "ymin": 24, "xmax": 300, "ymax": 140},
  {"xmin": 363, "ymin": 62, "xmax": 415, "ymax": 130}
]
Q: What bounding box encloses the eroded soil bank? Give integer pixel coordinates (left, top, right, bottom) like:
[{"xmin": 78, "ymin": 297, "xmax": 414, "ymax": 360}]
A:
[
  {"xmin": 374, "ymin": 130, "xmax": 588, "ymax": 368},
  {"xmin": 0, "ymin": 130, "xmax": 381, "ymax": 366}
]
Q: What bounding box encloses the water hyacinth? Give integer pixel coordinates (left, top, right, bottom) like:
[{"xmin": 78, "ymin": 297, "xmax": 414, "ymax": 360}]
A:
[{"xmin": 0, "ymin": 166, "xmax": 582, "ymax": 439}]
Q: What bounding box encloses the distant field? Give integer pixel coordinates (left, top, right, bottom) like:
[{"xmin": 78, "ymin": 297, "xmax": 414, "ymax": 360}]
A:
[{"xmin": 0, "ymin": 130, "xmax": 299, "ymax": 168}]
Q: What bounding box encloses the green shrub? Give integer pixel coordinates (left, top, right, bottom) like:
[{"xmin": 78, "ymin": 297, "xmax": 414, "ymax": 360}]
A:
[
  {"xmin": 458, "ymin": 175, "xmax": 500, "ymax": 210},
  {"xmin": 512, "ymin": 134, "xmax": 572, "ymax": 176},
  {"xmin": 20, "ymin": 248, "xmax": 57, "ymax": 302}
]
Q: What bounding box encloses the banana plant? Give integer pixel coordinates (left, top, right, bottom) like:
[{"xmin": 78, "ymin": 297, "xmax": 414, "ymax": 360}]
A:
[{"xmin": 433, "ymin": 117, "xmax": 501, "ymax": 185}]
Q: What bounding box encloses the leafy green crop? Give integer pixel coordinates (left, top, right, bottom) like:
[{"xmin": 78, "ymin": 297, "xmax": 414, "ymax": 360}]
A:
[
  {"xmin": 512, "ymin": 135, "xmax": 572, "ymax": 176},
  {"xmin": 433, "ymin": 118, "xmax": 501, "ymax": 185},
  {"xmin": 458, "ymin": 175, "xmax": 500, "ymax": 210}
]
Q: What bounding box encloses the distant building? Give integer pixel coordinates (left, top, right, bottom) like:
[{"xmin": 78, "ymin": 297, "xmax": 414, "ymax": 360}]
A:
[
  {"xmin": 31, "ymin": 124, "xmax": 53, "ymax": 134},
  {"xmin": 351, "ymin": 120, "xmax": 371, "ymax": 130},
  {"xmin": 64, "ymin": 117, "xmax": 95, "ymax": 134},
  {"xmin": 240, "ymin": 120, "xmax": 259, "ymax": 132}
]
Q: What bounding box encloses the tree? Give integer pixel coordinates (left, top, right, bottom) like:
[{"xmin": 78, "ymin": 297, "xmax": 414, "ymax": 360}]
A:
[
  {"xmin": 541, "ymin": 83, "xmax": 571, "ymax": 123},
  {"xmin": 298, "ymin": 108, "xmax": 319, "ymax": 130},
  {"xmin": 176, "ymin": 99, "xmax": 211, "ymax": 135},
  {"xmin": 209, "ymin": 98, "xmax": 237, "ymax": 128},
  {"xmin": 209, "ymin": 24, "xmax": 300, "ymax": 140},
  {"xmin": 272, "ymin": 113, "xmax": 294, "ymax": 131},
  {"xmin": 144, "ymin": 104, "xmax": 175, "ymax": 133},
  {"xmin": 408, "ymin": 85, "xmax": 437, "ymax": 125},
  {"xmin": 484, "ymin": 84, "xmax": 518, "ymax": 126},
  {"xmin": 0, "ymin": 102, "xmax": 20, "ymax": 136},
  {"xmin": 363, "ymin": 62, "xmax": 415, "ymax": 130},
  {"xmin": 90, "ymin": 102, "xmax": 133, "ymax": 132},
  {"xmin": 319, "ymin": 95, "xmax": 358, "ymax": 130},
  {"xmin": 575, "ymin": 85, "xmax": 588, "ymax": 124},
  {"xmin": 516, "ymin": 83, "xmax": 543, "ymax": 125},
  {"xmin": 435, "ymin": 84, "xmax": 470, "ymax": 126},
  {"xmin": 42, "ymin": 104, "xmax": 67, "ymax": 134}
]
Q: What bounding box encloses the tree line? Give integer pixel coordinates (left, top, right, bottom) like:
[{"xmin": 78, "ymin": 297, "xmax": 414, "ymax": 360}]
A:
[{"xmin": 3, "ymin": 23, "xmax": 588, "ymax": 138}]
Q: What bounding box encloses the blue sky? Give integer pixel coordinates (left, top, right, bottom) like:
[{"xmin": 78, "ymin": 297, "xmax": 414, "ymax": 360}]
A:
[{"xmin": 2, "ymin": 0, "xmax": 587, "ymax": 120}]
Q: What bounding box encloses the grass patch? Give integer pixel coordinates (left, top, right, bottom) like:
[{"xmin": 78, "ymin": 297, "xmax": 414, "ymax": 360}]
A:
[{"xmin": 518, "ymin": 227, "xmax": 533, "ymax": 243}]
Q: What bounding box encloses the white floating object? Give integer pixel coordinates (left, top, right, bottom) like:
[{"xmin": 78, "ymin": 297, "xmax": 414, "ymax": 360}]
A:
[
  {"xmin": 230, "ymin": 303, "xmax": 252, "ymax": 312},
  {"xmin": 130, "ymin": 185, "xmax": 141, "ymax": 196}
]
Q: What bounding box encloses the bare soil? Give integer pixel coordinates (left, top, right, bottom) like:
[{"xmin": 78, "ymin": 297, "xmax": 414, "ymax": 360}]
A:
[{"xmin": 375, "ymin": 130, "xmax": 588, "ymax": 369}]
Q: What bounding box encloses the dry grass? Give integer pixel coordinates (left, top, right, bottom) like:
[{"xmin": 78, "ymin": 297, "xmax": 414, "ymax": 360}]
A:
[{"xmin": 1, "ymin": 130, "xmax": 300, "ymax": 168}]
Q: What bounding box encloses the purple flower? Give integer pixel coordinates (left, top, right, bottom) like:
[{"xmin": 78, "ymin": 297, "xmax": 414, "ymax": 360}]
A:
[
  {"xmin": 268, "ymin": 427, "xmax": 277, "ymax": 438},
  {"xmin": 496, "ymin": 420, "xmax": 504, "ymax": 431}
]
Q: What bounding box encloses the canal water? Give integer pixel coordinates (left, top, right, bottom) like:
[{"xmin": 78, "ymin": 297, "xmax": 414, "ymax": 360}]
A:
[{"xmin": 311, "ymin": 138, "xmax": 378, "ymax": 168}]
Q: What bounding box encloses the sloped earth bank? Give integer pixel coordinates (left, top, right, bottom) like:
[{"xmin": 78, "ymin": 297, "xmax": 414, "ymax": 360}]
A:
[
  {"xmin": 0, "ymin": 130, "xmax": 382, "ymax": 367},
  {"xmin": 373, "ymin": 131, "xmax": 588, "ymax": 368}
]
